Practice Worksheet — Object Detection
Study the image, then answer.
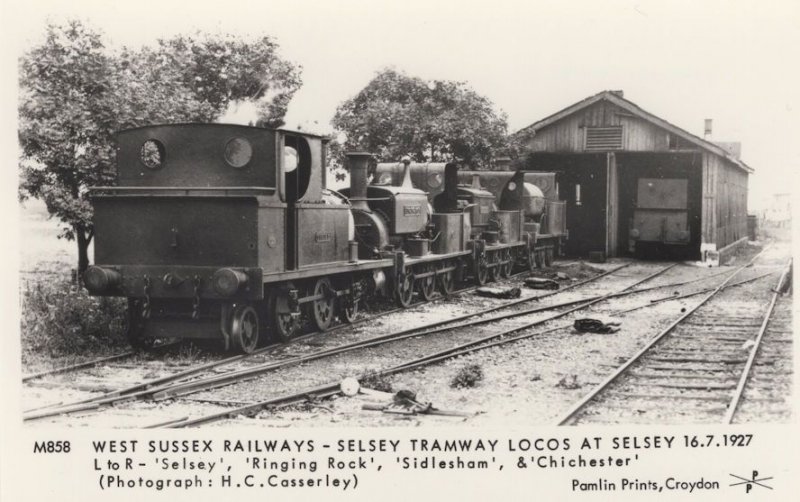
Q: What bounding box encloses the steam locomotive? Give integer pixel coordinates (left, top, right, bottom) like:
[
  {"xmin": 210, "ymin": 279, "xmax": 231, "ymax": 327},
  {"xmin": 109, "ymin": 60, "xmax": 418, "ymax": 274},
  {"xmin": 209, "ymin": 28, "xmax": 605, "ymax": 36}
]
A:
[
  {"xmin": 628, "ymin": 178, "xmax": 691, "ymax": 255},
  {"xmin": 83, "ymin": 124, "xmax": 566, "ymax": 353}
]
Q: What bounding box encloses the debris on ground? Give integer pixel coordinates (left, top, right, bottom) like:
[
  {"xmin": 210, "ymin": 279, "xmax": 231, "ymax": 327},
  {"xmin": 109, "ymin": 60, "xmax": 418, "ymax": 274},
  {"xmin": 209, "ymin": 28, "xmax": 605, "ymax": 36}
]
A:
[
  {"xmin": 362, "ymin": 389, "xmax": 473, "ymax": 418},
  {"xmin": 524, "ymin": 277, "xmax": 560, "ymax": 290},
  {"xmin": 451, "ymin": 364, "xmax": 484, "ymax": 388},
  {"xmin": 555, "ymin": 375, "xmax": 582, "ymax": 390},
  {"xmin": 574, "ymin": 316, "xmax": 622, "ymax": 334},
  {"xmin": 555, "ymin": 272, "xmax": 570, "ymax": 280},
  {"xmin": 475, "ymin": 286, "xmax": 521, "ymax": 299}
]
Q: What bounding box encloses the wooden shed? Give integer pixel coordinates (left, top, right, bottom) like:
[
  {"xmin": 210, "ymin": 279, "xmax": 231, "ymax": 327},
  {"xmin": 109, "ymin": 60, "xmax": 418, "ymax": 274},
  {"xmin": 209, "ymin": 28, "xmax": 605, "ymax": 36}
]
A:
[{"xmin": 515, "ymin": 90, "xmax": 753, "ymax": 263}]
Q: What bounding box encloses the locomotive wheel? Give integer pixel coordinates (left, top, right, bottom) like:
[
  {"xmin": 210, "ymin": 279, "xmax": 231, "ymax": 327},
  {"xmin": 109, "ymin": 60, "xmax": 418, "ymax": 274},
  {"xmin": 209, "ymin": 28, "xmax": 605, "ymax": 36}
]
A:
[
  {"xmin": 544, "ymin": 248, "xmax": 554, "ymax": 267},
  {"xmin": 417, "ymin": 266, "xmax": 436, "ymax": 301},
  {"xmin": 395, "ymin": 273, "xmax": 414, "ymax": 308},
  {"xmin": 271, "ymin": 286, "xmax": 299, "ymax": 342},
  {"xmin": 231, "ymin": 304, "xmax": 259, "ymax": 354},
  {"xmin": 527, "ymin": 248, "xmax": 537, "ymax": 271},
  {"xmin": 125, "ymin": 299, "xmax": 155, "ymax": 350},
  {"xmin": 500, "ymin": 249, "xmax": 513, "ymax": 278},
  {"xmin": 311, "ymin": 278, "xmax": 335, "ymax": 332},
  {"xmin": 439, "ymin": 268, "xmax": 455, "ymax": 295},
  {"xmin": 535, "ymin": 249, "xmax": 545, "ymax": 269},
  {"xmin": 338, "ymin": 296, "xmax": 359, "ymax": 323},
  {"xmin": 474, "ymin": 255, "xmax": 489, "ymax": 285}
]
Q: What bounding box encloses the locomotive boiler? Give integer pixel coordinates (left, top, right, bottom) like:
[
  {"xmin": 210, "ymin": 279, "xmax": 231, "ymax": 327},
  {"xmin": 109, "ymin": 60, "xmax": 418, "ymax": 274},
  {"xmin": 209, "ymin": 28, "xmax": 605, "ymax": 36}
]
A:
[
  {"xmin": 84, "ymin": 124, "xmax": 558, "ymax": 353},
  {"xmin": 372, "ymin": 164, "xmax": 568, "ymax": 266}
]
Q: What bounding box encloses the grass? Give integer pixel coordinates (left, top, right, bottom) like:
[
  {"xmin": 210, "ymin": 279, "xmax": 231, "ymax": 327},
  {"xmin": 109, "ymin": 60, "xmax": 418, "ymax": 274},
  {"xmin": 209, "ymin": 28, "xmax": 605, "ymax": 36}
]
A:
[
  {"xmin": 360, "ymin": 373, "xmax": 394, "ymax": 393},
  {"xmin": 20, "ymin": 272, "xmax": 129, "ymax": 369},
  {"xmin": 451, "ymin": 364, "xmax": 484, "ymax": 389}
]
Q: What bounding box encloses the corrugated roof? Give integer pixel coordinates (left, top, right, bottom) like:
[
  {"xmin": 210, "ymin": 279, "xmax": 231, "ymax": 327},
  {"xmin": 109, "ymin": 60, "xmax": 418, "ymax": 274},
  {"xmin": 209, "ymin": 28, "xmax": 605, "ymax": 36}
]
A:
[{"xmin": 515, "ymin": 90, "xmax": 754, "ymax": 173}]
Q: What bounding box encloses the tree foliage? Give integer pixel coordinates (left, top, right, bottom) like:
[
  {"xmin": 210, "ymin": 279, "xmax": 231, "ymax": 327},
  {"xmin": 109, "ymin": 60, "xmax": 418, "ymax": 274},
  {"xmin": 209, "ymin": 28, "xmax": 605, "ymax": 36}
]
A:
[
  {"xmin": 331, "ymin": 68, "xmax": 511, "ymax": 170},
  {"xmin": 18, "ymin": 20, "xmax": 302, "ymax": 272}
]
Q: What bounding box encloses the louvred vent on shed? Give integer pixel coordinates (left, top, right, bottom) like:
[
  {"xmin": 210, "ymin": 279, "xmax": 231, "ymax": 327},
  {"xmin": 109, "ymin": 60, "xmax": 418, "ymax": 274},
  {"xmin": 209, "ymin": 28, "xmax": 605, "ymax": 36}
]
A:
[{"xmin": 584, "ymin": 126, "xmax": 623, "ymax": 151}]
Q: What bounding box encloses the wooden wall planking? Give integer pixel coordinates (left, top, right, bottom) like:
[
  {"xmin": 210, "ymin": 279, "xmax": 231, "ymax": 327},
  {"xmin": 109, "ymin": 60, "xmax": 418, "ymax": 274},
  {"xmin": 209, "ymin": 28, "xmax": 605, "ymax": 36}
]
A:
[
  {"xmin": 528, "ymin": 101, "xmax": 686, "ymax": 154},
  {"xmin": 525, "ymin": 97, "xmax": 750, "ymax": 254},
  {"xmin": 702, "ymin": 152, "xmax": 749, "ymax": 249}
]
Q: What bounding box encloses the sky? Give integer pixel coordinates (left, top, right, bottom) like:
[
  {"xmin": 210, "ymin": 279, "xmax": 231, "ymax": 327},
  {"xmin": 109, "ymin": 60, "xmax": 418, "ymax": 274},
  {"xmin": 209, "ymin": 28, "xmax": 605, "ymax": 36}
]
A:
[{"xmin": 3, "ymin": 0, "xmax": 799, "ymax": 208}]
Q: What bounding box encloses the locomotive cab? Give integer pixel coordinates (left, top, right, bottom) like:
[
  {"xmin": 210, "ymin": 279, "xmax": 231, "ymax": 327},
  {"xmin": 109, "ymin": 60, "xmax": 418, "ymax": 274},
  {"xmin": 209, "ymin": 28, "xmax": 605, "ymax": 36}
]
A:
[{"xmin": 86, "ymin": 124, "xmax": 352, "ymax": 352}]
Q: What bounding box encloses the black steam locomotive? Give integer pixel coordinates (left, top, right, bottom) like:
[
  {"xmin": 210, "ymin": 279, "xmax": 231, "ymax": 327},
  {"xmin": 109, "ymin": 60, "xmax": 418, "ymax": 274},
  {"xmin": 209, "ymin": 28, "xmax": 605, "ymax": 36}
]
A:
[{"xmin": 84, "ymin": 124, "xmax": 566, "ymax": 353}]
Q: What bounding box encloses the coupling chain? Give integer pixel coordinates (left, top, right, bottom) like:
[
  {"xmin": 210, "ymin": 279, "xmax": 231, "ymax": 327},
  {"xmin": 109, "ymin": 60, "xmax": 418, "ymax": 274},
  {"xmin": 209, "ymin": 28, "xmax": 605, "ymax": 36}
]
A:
[{"xmin": 142, "ymin": 275, "xmax": 152, "ymax": 319}]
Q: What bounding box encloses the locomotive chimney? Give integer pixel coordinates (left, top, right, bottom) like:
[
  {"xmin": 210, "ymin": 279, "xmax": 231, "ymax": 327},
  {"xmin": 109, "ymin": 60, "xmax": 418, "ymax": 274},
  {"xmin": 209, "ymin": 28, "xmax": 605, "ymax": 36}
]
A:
[
  {"xmin": 471, "ymin": 174, "xmax": 482, "ymax": 189},
  {"xmin": 347, "ymin": 152, "xmax": 372, "ymax": 211},
  {"xmin": 704, "ymin": 119, "xmax": 713, "ymax": 139},
  {"xmin": 434, "ymin": 162, "xmax": 460, "ymax": 213},
  {"xmin": 400, "ymin": 156, "xmax": 413, "ymax": 188}
]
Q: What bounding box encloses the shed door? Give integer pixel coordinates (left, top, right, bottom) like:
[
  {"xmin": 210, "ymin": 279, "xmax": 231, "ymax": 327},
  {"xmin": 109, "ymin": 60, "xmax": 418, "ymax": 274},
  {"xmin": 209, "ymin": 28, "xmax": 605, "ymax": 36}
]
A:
[{"xmin": 561, "ymin": 164, "xmax": 608, "ymax": 257}]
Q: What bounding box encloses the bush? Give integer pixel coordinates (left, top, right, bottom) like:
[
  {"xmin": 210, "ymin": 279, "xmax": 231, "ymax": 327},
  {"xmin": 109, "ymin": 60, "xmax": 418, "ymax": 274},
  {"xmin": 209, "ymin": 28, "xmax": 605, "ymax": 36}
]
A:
[
  {"xmin": 451, "ymin": 364, "xmax": 483, "ymax": 389},
  {"xmin": 21, "ymin": 274, "xmax": 128, "ymax": 362},
  {"xmin": 360, "ymin": 372, "xmax": 393, "ymax": 393}
]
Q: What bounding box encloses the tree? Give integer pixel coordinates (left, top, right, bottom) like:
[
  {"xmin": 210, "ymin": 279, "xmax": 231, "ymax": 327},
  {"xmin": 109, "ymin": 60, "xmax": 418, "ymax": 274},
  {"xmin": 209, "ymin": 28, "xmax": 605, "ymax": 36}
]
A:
[
  {"xmin": 19, "ymin": 21, "xmax": 302, "ymax": 273},
  {"xmin": 330, "ymin": 68, "xmax": 511, "ymax": 170}
]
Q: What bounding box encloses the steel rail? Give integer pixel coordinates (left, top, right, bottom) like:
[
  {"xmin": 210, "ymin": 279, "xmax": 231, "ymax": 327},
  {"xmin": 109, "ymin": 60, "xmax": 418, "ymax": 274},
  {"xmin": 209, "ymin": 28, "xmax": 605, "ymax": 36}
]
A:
[
  {"xmin": 553, "ymin": 247, "xmax": 770, "ymax": 426},
  {"xmin": 164, "ymin": 263, "xmax": 774, "ymax": 427},
  {"xmin": 382, "ymin": 267, "xmax": 776, "ymax": 375},
  {"xmin": 388, "ymin": 270, "xmax": 780, "ymax": 374},
  {"xmin": 643, "ymin": 271, "xmax": 774, "ymax": 307},
  {"xmin": 723, "ymin": 259, "xmax": 793, "ymax": 424},
  {"xmin": 22, "ymin": 268, "xmax": 529, "ymax": 414},
  {"xmin": 33, "ymin": 262, "xmax": 702, "ymax": 422},
  {"xmin": 162, "ymin": 263, "xmax": 680, "ymax": 427},
  {"xmin": 145, "ymin": 264, "xmax": 668, "ymax": 400},
  {"xmin": 21, "ymin": 342, "xmax": 179, "ymax": 383},
  {"xmin": 23, "ymin": 263, "xmax": 621, "ymax": 418}
]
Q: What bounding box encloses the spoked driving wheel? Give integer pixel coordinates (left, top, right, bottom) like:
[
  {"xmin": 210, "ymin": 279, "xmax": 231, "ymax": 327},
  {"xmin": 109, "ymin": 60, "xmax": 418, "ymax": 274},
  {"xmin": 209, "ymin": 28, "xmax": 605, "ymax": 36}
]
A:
[
  {"xmin": 271, "ymin": 283, "xmax": 299, "ymax": 342},
  {"xmin": 231, "ymin": 304, "xmax": 259, "ymax": 354},
  {"xmin": 395, "ymin": 272, "xmax": 414, "ymax": 308},
  {"xmin": 527, "ymin": 247, "xmax": 537, "ymax": 272},
  {"xmin": 439, "ymin": 267, "xmax": 455, "ymax": 295},
  {"xmin": 535, "ymin": 249, "xmax": 545, "ymax": 269},
  {"xmin": 417, "ymin": 265, "xmax": 436, "ymax": 301},
  {"xmin": 309, "ymin": 278, "xmax": 335, "ymax": 332},
  {"xmin": 338, "ymin": 296, "xmax": 358, "ymax": 323},
  {"xmin": 500, "ymin": 249, "xmax": 513, "ymax": 278},
  {"xmin": 337, "ymin": 278, "xmax": 360, "ymax": 323},
  {"xmin": 474, "ymin": 255, "xmax": 489, "ymax": 285},
  {"xmin": 544, "ymin": 247, "xmax": 554, "ymax": 267},
  {"xmin": 126, "ymin": 298, "xmax": 155, "ymax": 350}
]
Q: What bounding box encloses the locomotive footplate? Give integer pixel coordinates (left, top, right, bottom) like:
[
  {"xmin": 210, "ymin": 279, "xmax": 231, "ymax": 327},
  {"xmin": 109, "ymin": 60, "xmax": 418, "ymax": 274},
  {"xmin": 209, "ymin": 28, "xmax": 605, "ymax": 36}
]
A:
[
  {"xmin": 483, "ymin": 242, "xmax": 527, "ymax": 252},
  {"xmin": 402, "ymin": 250, "xmax": 471, "ymax": 266},
  {"xmin": 261, "ymin": 258, "xmax": 394, "ymax": 283}
]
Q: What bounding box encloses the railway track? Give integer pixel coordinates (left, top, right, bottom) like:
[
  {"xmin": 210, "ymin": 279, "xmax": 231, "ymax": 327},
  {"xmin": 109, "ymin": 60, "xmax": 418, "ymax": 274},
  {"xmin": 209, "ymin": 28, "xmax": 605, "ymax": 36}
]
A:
[
  {"xmin": 23, "ymin": 261, "xmax": 647, "ymax": 421},
  {"xmin": 555, "ymin": 252, "xmax": 791, "ymax": 426},
  {"xmin": 22, "ymin": 265, "xmax": 542, "ymax": 385},
  {"xmin": 159, "ymin": 261, "xmax": 773, "ymax": 428},
  {"xmin": 26, "ymin": 257, "xmax": 766, "ymax": 427},
  {"xmin": 731, "ymin": 289, "xmax": 793, "ymax": 423},
  {"xmin": 150, "ymin": 262, "xmax": 745, "ymax": 427}
]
